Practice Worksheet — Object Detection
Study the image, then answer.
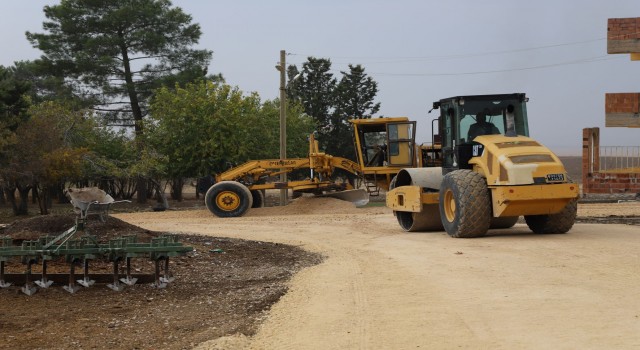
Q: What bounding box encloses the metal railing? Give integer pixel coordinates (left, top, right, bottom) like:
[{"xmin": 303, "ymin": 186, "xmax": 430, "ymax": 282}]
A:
[{"xmin": 599, "ymin": 146, "xmax": 640, "ymax": 173}]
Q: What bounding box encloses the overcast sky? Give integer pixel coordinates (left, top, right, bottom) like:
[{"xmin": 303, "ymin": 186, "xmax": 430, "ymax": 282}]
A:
[{"xmin": 1, "ymin": 1, "xmax": 639, "ymax": 155}]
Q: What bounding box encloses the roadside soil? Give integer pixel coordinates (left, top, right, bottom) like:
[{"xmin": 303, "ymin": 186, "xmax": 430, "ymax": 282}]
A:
[
  {"xmin": 0, "ymin": 200, "xmax": 322, "ymax": 350},
  {"xmin": 1, "ymin": 196, "xmax": 639, "ymax": 349}
]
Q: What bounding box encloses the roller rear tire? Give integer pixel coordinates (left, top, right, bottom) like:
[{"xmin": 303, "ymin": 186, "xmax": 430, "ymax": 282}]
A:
[{"xmin": 525, "ymin": 199, "xmax": 577, "ymax": 234}]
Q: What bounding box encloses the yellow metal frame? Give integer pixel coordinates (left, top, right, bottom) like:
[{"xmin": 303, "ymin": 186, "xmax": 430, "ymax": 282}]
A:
[
  {"xmin": 469, "ymin": 134, "xmax": 569, "ymax": 186},
  {"xmin": 490, "ymin": 183, "xmax": 578, "ymax": 217},
  {"xmin": 215, "ymin": 133, "xmax": 361, "ymax": 192},
  {"xmin": 386, "ymin": 186, "xmax": 439, "ymax": 213},
  {"xmin": 387, "ymin": 182, "xmax": 578, "ymax": 217}
]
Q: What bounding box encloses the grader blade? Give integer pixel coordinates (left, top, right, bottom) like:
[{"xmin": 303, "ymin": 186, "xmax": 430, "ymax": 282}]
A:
[{"xmin": 317, "ymin": 189, "xmax": 370, "ymax": 207}]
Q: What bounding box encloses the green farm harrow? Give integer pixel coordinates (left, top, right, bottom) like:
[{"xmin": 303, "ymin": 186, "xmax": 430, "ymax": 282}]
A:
[{"xmin": 0, "ymin": 187, "xmax": 192, "ymax": 295}]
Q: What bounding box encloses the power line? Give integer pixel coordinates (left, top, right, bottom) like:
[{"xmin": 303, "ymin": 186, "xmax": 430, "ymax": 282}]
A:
[
  {"xmin": 362, "ymin": 55, "xmax": 623, "ymax": 77},
  {"xmin": 287, "ymin": 33, "xmax": 636, "ymax": 77},
  {"xmin": 289, "ymin": 33, "xmax": 640, "ymax": 65},
  {"xmin": 291, "ymin": 37, "xmax": 605, "ymax": 64}
]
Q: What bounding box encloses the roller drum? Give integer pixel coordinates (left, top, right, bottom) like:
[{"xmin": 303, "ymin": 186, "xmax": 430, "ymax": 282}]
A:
[{"xmin": 393, "ymin": 167, "xmax": 445, "ymax": 232}]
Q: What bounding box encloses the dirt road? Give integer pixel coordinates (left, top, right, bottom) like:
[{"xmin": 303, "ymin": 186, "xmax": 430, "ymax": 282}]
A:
[{"xmin": 115, "ymin": 200, "xmax": 640, "ymax": 349}]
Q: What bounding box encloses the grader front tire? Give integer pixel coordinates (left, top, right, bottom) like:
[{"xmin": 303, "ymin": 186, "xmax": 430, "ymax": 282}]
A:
[
  {"xmin": 205, "ymin": 181, "xmax": 253, "ymax": 217},
  {"xmin": 525, "ymin": 199, "xmax": 577, "ymax": 234},
  {"xmin": 439, "ymin": 170, "xmax": 491, "ymax": 238}
]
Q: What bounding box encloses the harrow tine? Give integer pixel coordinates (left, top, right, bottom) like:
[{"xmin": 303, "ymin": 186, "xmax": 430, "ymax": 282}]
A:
[
  {"xmin": 151, "ymin": 258, "xmax": 167, "ymax": 289},
  {"xmin": 34, "ymin": 259, "xmax": 53, "ymax": 289},
  {"xmin": 77, "ymin": 258, "xmax": 95, "ymax": 288},
  {"xmin": 21, "ymin": 259, "xmax": 37, "ymax": 296},
  {"xmin": 63, "ymin": 261, "xmax": 81, "ymax": 294},
  {"xmin": 21, "ymin": 285, "xmax": 37, "ymax": 296},
  {"xmin": 0, "ymin": 261, "xmax": 11, "ymax": 288},
  {"xmin": 107, "ymin": 259, "xmax": 124, "ymax": 292},
  {"xmin": 119, "ymin": 257, "xmax": 138, "ymax": 286},
  {"xmin": 159, "ymin": 257, "xmax": 175, "ymax": 284}
]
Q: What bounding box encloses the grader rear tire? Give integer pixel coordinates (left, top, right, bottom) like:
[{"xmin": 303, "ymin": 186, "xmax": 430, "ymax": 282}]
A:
[
  {"xmin": 250, "ymin": 190, "xmax": 265, "ymax": 208},
  {"xmin": 525, "ymin": 199, "xmax": 577, "ymax": 234},
  {"xmin": 439, "ymin": 170, "xmax": 491, "ymax": 238},
  {"xmin": 205, "ymin": 181, "xmax": 253, "ymax": 217}
]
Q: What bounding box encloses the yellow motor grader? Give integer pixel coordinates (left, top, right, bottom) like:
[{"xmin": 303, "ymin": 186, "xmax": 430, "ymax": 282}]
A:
[
  {"xmin": 386, "ymin": 93, "xmax": 579, "ymax": 237},
  {"xmin": 203, "ymin": 117, "xmax": 436, "ymax": 217},
  {"xmin": 203, "ymin": 132, "xmax": 360, "ymax": 217}
]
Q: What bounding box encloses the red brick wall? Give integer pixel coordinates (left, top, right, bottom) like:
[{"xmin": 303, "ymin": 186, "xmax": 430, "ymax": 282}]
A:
[
  {"xmin": 585, "ymin": 20, "xmax": 640, "ymax": 194},
  {"xmin": 583, "ymin": 172, "xmax": 640, "ymax": 194},
  {"xmin": 582, "ymin": 128, "xmax": 639, "ymax": 194},
  {"xmin": 582, "ymin": 128, "xmax": 599, "ymax": 187},
  {"xmin": 605, "ymin": 93, "xmax": 640, "ymax": 113},
  {"xmin": 608, "ymin": 18, "xmax": 640, "ymax": 40}
]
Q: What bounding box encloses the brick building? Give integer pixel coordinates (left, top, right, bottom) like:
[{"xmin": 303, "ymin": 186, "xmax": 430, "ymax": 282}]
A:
[{"xmin": 581, "ymin": 18, "xmax": 640, "ymax": 195}]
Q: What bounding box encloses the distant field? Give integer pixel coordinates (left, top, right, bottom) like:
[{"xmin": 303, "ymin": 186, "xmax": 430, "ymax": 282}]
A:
[{"xmin": 559, "ymin": 156, "xmax": 582, "ymax": 183}]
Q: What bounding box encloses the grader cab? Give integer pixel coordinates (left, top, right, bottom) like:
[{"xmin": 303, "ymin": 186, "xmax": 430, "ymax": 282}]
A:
[
  {"xmin": 387, "ymin": 93, "xmax": 579, "ymax": 237},
  {"xmin": 350, "ymin": 117, "xmax": 442, "ymax": 195}
]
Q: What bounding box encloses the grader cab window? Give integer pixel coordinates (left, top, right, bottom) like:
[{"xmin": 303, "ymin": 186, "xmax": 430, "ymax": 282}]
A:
[
  {"xmin": 357, "ymin": 121, "xmax": 416, "ymax": 167},
  {"xmin": 386, "ymin": 122, "xmax": 416, "ymax": 166},
  {"xmin": 362, "ymin": 130, "xmax": 388, "ymax": 166}
]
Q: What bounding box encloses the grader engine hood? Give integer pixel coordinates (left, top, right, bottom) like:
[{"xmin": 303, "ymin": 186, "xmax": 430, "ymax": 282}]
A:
[{"xmin": 470, "ymin": 135, "xmax": 570, "ymax": 186}]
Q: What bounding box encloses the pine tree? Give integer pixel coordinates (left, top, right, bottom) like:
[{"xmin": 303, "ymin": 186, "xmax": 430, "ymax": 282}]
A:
[
  {"xmin": 334, "ymin": 64, "xmax": 381, "ymax": 120},
  {"xmin": 26, "ymin": 0, "xmax": 213, "ymax": 137},
  {"xmin": 286, "ymin": 57, "xmax": 336, "ymax": 135},
  {"xmin": 288, "ymin": 59, "xmax": 382, "ymax": 159}
]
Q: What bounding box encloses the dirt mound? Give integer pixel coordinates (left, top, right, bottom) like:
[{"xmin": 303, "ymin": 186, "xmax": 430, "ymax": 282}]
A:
[
  {"xmin": 2, "ymin": 213, "xmax": 155, "ymax": 242},
  {"xmin": 248, "ymin": 196, "xmax": 361, "ymax": 216}
]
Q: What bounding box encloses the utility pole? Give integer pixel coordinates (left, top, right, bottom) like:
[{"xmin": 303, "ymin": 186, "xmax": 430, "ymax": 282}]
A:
[{"xmin": 278, "ymin": 50, "xmax": 288, "ymax": 206}]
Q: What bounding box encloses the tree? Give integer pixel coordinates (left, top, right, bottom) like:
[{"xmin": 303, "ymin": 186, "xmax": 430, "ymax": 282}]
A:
[
  {"xmin": 334, "ymin": 64, "xmax": 380, "ymax": 120},
  {"xmin": 148, "ymin": 81, "xmax": 315, "ymax": 199},
  {"xmin": 0, "ymin": 65, "xmax": 32, "ymax": 208},
  {"xmin": 11, "ymin": 60, "xmax": 92, "ymax": 108},
  {"xmin": 1, "ymin": 102, "xmax": 90, "ymax": 215},
  {"xmin": 67, "ymin": 114, "xmax": 142, "ymax": 200},
  {"xmin": 286, "ymin": 57, "xmax": 336, "ymax": 136},
  {"xmin": 287, "ymin": 58, "xmax": 382, "ymax": 160},
  {"xmin": 327, "ymin": 64, "xmax": 381, "ymax": 159},
  {"xmin": 0, "ymin": 65, "xmax": 31, "ymax": 152},
  {"xmin": 26, "ymin": 0, "xmax": 213, "ymax": 137},
  {"xmin": 26, "ymin": 0, "xmax": 214, "ymax": 204}
]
